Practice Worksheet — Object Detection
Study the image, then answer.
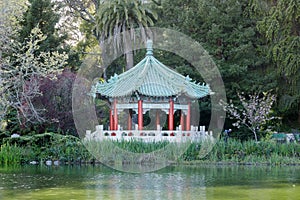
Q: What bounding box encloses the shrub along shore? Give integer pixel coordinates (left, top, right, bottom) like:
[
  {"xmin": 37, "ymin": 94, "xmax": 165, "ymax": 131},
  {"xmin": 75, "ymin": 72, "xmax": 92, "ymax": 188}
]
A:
[{"xmin": 0, "ymin": 132, "xmax": 299, "ymax": 166}]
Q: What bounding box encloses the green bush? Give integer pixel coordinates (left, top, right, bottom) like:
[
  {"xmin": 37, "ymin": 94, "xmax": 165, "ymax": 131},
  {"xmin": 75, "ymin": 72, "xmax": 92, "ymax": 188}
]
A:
[{"xmin": 1, "ymin": 132, "xmax": 92, "ymax": 164}]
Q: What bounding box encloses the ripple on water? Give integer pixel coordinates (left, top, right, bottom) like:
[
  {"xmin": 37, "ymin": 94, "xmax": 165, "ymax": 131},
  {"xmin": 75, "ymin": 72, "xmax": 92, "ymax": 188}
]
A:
[{"xmin": 0, "ymin": 165, "xmax": 299, "ymax": 200}]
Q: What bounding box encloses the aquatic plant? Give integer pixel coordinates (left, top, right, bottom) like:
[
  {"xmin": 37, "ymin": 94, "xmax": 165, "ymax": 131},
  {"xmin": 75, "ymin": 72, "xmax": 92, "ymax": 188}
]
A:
[{"xmin": 0, "ymin": 142, "xmax": 22, "ymax": 165}]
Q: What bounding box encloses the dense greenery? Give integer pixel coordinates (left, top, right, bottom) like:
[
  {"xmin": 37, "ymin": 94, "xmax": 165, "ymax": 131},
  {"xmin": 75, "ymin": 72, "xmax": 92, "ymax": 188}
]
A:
[
  {"xmin": 0, "ymin": 132, "xmax": 92, "ymax": 165},
  {"xmin": 1, "ymin": 135, "xmax": 299, "ymax": 166},
  {"xmin": 184, "ymin": 138, "xmax": 300, "ymax": 165},
  {"xmin": 0, "ymin": 0, "xmax": 299, "ymax": 165},
  {"xmin": 19, "ymin": 0, "xmax": 63, "ymax": 53}
]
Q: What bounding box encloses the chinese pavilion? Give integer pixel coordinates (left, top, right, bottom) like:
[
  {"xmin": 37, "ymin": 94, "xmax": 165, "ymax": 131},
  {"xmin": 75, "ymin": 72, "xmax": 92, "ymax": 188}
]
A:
[{"xmin": 87, "ymin": 40, "xmax": 212, "ymax": 142}]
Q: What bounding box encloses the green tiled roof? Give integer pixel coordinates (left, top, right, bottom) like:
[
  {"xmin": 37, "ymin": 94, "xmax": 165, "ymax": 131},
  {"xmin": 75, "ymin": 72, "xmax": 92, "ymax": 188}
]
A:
[{"xmin": 94, "ymin": 40, "xmax": 210, "ymax": 99}]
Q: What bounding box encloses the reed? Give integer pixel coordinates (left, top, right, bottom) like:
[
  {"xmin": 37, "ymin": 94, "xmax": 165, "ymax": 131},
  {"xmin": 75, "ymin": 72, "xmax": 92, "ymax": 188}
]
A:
[
  {"xmin": 0, "ymin": 142, "xmax": 22, "ymax": 165},
  {"xmin": 83, "ymin": 139, "xmax": 191, "ymax": 164},
  {"xmin": 201, "ymin": 138, "xmax": 300, "ymax": 165},
  {"xmin": 2, "ymin": 133, "xmax": 299, "ymax": 166},
  {"xmin": 2, "ymin": 133, "xmax": 92, "ymax": 164}
]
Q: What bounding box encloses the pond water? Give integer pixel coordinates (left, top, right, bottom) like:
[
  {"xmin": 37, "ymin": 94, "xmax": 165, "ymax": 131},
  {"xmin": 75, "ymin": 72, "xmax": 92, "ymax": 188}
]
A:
[{"xmin": 0, "ymin": 164, "xmax": 299, "ymax": 200}]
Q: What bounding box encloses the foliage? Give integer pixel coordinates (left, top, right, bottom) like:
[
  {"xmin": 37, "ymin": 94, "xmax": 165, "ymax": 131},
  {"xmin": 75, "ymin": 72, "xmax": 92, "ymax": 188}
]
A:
[
  {"xmin": 0, "ymin": 0, "xmax": 26, "ymax": 120},
  {"xmin": 84, "ymin": 138, "xmax": 189, "ymax": 164},
  {"xmin": 1, "ymin": 134, "xmax": 299, "ymax": 166},
  {"xmin": 0, "ymin": 0, "xmax": 27, "ymax": 58},
  {"xmin": 155, "ymin": 0, "xmax": 277, "ymax": 134},
  {"xmin": 18, "ymin": 0, "xmax": 80, "ymax": 69},
  {"xmin": 180, "ymin": 138, "xmax": 300, "ymax": 165},
  {"xmin": 2, "ymin": 132, "xmax": 92, "ymax": 164},
  {"xmin": 95, "ymin": 0, "xmax": 158, "ymax": 41},
  {"xmin": 113, "ymin": 139, "xmax": 169, "ymax": 153},
  {"xmin": 1, "ymin": 0, "xmax": 299, "ymax": 137},
  {"xmin": 95, "ymin": 0, "xmax": 158, "ymax": 70},
  {"xmin": 0, "ymin": 27, "xmax": 68, "ymax": 126},
  {"xmin": 34, "ymin": 69, "xmax": 77, "ymax": 134},
  {"xmin": 252, "ymin": 0, "xmax": 300, "ymax": 125},
  {"xmin": 256, "ymin": 0, "xmax": 299, "ymax": 81},
  {"xmin": 0, "ymin": 142, "xmax": 22, "ymax": 165},
  {"xmin": 223, "ymin": 92, "xmax": 278, "ymax": 141},
  {"xmin": 19, "ymin": 0, "xmax": 64, "ymax": 53},
  {"xmin": 62, "ymin": 0, "xmax": 98, "ymax": 24}
]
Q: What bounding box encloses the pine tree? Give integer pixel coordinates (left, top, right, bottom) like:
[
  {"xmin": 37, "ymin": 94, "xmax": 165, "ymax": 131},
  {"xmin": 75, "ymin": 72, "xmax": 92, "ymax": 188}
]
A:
[
  {"xmin": 255, "ymin": 0, "xmax": 300, "ymax": 126},
  {"xmin": 19, "ymin": 0, "xmax": 65, "ymax": 53}
]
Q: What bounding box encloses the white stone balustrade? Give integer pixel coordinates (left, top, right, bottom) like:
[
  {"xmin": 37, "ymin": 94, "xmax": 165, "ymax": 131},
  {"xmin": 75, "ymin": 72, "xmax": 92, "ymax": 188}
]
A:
[{"xmin": 85, "ymin": 125, "xmax": 213, "ymax": 143}]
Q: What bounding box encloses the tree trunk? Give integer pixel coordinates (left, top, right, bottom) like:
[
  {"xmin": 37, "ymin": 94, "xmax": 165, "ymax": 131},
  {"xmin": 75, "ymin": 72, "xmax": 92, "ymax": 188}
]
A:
[
  {"xmin": 124, "ymin": 31, "xmax": 134, "ymax": 70},
  {"xmin": 125, "ymin": 51, "xmax": 134, "ymax": 70},
  {"xmin": 99, "ymin": 42, "xmax": 108, "ymax": 80},
  {"xmin": 253, "ymin": 130, "xmax": 258, "ymax": 142}
]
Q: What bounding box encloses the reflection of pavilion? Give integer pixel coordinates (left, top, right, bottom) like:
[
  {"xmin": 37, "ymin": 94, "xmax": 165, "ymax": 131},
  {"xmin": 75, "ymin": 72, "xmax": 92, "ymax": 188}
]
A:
[{"xmin": 86, "ymin": 40, "xmax": 212, "ymax": 142}]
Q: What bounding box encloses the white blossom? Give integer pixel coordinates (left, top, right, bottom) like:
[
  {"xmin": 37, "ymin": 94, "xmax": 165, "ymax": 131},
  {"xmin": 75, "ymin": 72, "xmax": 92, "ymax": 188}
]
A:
[{"xmin": 220, "ymin": 92, "xmax": 279, "ymax": 141}]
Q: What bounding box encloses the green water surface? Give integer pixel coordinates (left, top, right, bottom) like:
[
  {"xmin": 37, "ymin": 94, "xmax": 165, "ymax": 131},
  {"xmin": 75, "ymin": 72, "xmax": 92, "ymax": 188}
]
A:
[{"xmin": 0, "ymin": 164, "xmax": 299, "ymax": 200}]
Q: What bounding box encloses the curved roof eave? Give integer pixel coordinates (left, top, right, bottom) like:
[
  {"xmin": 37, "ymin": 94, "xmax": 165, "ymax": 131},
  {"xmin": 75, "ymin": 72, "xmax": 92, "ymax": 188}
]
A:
[{"xmin": 94, "ymin": 40, "xmax": 211, "ymax": 99}]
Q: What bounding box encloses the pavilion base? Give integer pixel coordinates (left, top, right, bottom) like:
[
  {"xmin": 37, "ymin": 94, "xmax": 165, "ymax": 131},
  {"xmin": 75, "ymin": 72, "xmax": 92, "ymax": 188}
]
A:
[{"xmin": 85, "ymin": 125, "xmax": 213, "ymax": 143}]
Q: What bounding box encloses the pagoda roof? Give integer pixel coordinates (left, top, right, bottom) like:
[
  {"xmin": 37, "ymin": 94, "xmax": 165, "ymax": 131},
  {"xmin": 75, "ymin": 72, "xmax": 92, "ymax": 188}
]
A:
[{"xmin": 94, "ymin": 40, "xmax": 210, "ymax": 99}]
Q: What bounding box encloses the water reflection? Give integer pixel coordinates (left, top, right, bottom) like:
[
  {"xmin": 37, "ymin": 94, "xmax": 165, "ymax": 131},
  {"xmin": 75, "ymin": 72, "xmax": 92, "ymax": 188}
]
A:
[{"xmin": 0, "ymin": 165, "xmax": 299, "ymax": 200}]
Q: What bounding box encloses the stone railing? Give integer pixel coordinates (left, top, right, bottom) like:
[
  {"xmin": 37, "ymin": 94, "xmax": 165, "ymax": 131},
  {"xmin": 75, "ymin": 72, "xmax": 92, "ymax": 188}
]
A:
[{"xmin": 85, "ymin": 125, "xmax": 213, "ymax": 143}]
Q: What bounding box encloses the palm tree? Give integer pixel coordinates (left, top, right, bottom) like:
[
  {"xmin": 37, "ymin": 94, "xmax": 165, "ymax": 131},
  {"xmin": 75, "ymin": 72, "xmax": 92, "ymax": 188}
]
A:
[{"xmin": 95, "ymin": 0, "xmax": 158, "ymax": 70}]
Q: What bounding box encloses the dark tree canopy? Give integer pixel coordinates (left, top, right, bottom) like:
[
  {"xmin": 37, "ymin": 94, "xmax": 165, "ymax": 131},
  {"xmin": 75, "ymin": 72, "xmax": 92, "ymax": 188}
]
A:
[{"xmin": 19, "ymin": 0, "xmax": 65, "ymax": 53}]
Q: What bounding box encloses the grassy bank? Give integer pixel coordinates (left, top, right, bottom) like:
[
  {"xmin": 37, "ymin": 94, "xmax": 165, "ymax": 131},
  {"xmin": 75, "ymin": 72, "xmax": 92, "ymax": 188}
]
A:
[
  {"xmin": 1, "ymin": 134, "xmax": 299, "ymax": 166},
  {"xmin": 0, "ymin": 133, "xmax": 92, "ymax": 165},
  {"xmin": 183, "ymin": 139, "xmax": 300, "ymax": 165},
  {"xmin": 84, "ymin": 138, "xmax": 300, "ymax": 165}
]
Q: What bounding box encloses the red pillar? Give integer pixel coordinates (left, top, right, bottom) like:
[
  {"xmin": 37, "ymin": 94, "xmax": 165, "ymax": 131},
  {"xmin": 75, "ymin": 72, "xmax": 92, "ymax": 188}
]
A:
[
  {"xmin": 127, "ymin": 109, "xmax": 132, "ymax": 130},
  {"xmin": 186, "ymin": 102, "xmax": 191, "ymax": 131},
  {"xmin": 113, "ymin": 99, "xmax": 118, "ymax": 130},
  {"xmin": 109, "ymin": 110, "xmax": 114, "ymax": 130},
  {"xmin": 138, "ymin": 100, "xmax": 143, "ymax": 130},
  {"xmin": 180, "ymin": 111, "xmax": 185, "ymax": 131},
  {"xmin": 168, "ymin": 99, "xmax": 174, "ymax": 130}
]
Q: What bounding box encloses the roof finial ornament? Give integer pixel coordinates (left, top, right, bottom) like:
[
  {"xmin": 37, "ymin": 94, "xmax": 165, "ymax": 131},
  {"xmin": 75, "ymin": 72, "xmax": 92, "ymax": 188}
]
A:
[{"xmin": 146, "ymin": 39, "xmax": 153, "ymax": 56}]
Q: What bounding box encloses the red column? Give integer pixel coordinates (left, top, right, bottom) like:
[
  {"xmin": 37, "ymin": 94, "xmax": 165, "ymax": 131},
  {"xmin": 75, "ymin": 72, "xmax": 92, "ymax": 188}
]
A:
[
  {"xmin": 113, "ymin": 99, "xmax": 118, "ymax": 130},
  {"xmin": 138, "ymin": 100, "xmax": 143, "ymax": 130},
  {"xmin": 186, "ymin": 102, "xmax": 191, "ymax": 131},
  {"xmin": 168, "ymin": 99, "xmax": 174, "ymax": 130},
  {"xmin": 180, "ymin": 111, "xmax": 185, "ymax": 131},
  {"xmin": 109, "ymin": 110, "xmax": 114, "ymax": 130},
  {"xmin": 127, "ymin": 109, "xmax": 132, "ymax": 130}
]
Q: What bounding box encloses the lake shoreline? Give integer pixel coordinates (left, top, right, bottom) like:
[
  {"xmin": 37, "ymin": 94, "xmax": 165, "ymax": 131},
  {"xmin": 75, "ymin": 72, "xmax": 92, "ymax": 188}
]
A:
[
  {"xmin": 1, "ymin": 132, "xmax": 299, "ymax": 166},
  {"xmin": 17, "ymin": 159, "xmax": 300, "ymax": 168}
]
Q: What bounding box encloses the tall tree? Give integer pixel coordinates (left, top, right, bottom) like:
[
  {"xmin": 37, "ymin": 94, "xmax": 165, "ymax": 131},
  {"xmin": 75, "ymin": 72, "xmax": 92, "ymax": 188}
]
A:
[
  {"xmin": 63, "ymin": 0, "xmax": 158, "ymax": 70},
  {"xmin": 1, "ymin": 0, "xmax": 71, "ymax": 130},
  {"xmin": 95, "ymin": 0, "xmax": 158, "ymax": 70},
  {"xmin": 254, "ymin": 0, "xmax": 300, "ymax": 126},
  {"xmin": 0, "ymin": 0, "xmax": 27, "ymax": 60},
  {"xmin": 0, "ymin": 0, "xmax": 27, "ymax": 121},
  {"xmin": 156, "ymin": 0, "xmax": 275, "ymax": 134},
  {"xmin": 0, "ymin": 27, "xmax": 68, "ymax": 125},
  {"xmin": 19, "ymin": 0, "xmax": 66, "ymax": 53}
]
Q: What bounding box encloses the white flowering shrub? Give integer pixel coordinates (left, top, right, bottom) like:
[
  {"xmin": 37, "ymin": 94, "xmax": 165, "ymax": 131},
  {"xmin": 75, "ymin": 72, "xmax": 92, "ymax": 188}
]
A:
[
  {"xmin": 222, "ymin": 92, "xmax": 279, "ymax": 141},
  {"xmin": 0, "ymin": 27, "xmax": 68, "ymax": 124}
]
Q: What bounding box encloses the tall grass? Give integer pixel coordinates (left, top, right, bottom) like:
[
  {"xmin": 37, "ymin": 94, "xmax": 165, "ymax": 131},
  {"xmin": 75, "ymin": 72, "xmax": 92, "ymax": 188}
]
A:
[
  {"xmin": 2, "ymin": 133, "xmax": 93, "ymax": 165},
  {"xmin": 84, "ymin": 138, "xmax": 300, "ymax": 165},
  {"xmin": 114, "ymin": 139, "xmax": 169, "ymax": 153},
  {"xmin": 202, "ymin": 139, "xmax": 300, "ymax": 165},
  {"xmin": 83, "ymin": 139, "xmax": 191, "ymax": 165},
  {"xmin": 1, "ymin": 134, "xmax": 299, "ymax": 166},
  {"xmin": 0, "ymin": 143, "xmax": 22, "ymax": 165}
]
